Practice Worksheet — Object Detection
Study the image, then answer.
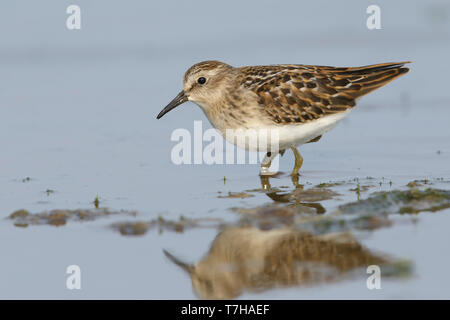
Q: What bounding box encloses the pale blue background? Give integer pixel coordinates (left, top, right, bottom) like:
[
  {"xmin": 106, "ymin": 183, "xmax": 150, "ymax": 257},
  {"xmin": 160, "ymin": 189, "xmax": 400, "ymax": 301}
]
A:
[{"xmin": 0, "ymin": 0, "xmax": 449, "ymax": 299}]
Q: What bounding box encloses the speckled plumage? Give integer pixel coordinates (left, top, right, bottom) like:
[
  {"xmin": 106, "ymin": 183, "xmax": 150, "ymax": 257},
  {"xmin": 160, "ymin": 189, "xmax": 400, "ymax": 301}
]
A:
[{"xmin": 238, "ymin": 62, "xmax": 410, "ymax": 125}]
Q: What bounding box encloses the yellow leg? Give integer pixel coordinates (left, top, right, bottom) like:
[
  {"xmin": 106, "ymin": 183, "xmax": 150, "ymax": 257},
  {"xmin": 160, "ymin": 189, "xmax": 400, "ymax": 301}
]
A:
[
  {"xmin": 260, "ymin": 175, "xmax": 271, "ymax": 190},
  {"xmin": 290, "ymin": 146, "xmax": 303, "ymax": 176}
]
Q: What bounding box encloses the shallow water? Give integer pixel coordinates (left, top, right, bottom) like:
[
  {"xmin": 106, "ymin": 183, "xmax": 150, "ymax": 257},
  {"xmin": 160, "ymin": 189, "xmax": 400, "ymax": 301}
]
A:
[{"xmin": 1, "ymin": 0, "xmax": 450, "ymax": 299}]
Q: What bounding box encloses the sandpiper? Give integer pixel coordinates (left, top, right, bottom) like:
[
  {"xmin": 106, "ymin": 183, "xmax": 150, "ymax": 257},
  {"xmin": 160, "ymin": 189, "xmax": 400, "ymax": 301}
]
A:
[{"xmin": 157, "ymin": 60, "xmax": 410, "ymax": 175}]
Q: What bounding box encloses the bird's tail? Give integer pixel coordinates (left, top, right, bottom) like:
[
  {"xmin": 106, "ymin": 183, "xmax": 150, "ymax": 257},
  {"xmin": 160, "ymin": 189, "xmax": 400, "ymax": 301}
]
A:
[{"xmin": 328, "ymin": 61, "xmax": 411, "ymax": 99}]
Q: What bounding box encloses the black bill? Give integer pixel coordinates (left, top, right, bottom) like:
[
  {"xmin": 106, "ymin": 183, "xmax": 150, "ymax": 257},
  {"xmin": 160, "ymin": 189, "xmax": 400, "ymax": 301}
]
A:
[
  {"xmin": 163, "ymin": 249, "xmax": 194, "ymax": 274},
  {"xmin": 156, "ymin": 90, "xmax": 188, "ymax": 119}
]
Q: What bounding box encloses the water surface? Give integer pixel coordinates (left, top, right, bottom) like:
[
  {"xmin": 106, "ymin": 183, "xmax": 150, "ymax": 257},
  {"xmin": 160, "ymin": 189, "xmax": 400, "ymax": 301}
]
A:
[{"xmin": 1, "ymin": 0, "xmax": 450, "ymax": 299}]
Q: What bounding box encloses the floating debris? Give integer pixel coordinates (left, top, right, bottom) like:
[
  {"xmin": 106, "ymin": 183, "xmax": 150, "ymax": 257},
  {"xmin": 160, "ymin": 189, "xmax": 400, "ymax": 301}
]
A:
[
  {"xmin": 284, "ymin": 188, "xmax": 450, "ymax": 234},
  {"xmin": 112, "ymin": 216, "xmax": 224, "ymax": 236},
  {"xmin": 218, "ymin": 192, "xmax": 254, "ymax": 199},
  {"xmin": 348, "ymin": 215, "xmax": 393, "ymax": 231},
  {"xmin": 338, "ymin": 188, "xmax": 450, "ymax": 216},
  {"xmin": 290, "ymin": 187, "xmax": 339, "ymax": 202},
  {"xmin": 413, "ymin": 179, "xmax": 432, "ymax": 185},
  {"xmin": 45, "ymin": 189, "xmax": 55, "ymax": 196},
  {"xmin": 232, "ymin": 204, "xmax": 298, "ymax": 230},
  {"xmin": 8, "ymin": 208, "xmax": 137, "ymax": 227},
  {"xmin": 10, "ymin": 209, "xmax": 30, "ymax": 219},
  {"xmin": 350, "ymin": 184, "xmax": 375, "ymax": 201},
  {"xmin": 315, "ymin": 181, "xmax": 346, "ymax": 188},
  {"xmin": 114, "ymin": 221, "xmax": 149, "ymax": 236},
  {"xmin": 407, "ymin": 181, "xmax": 422, "ymax": 188},
  {"xmin": 93, "ymin": 195, "xmax": 100, "ymax": 208}
]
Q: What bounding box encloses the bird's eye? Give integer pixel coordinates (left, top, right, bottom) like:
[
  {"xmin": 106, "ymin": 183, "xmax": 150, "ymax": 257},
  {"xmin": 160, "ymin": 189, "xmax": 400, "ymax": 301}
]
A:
[{"xmin": 197, "ymin": 77, "xmax": 206, "ymax": 84}]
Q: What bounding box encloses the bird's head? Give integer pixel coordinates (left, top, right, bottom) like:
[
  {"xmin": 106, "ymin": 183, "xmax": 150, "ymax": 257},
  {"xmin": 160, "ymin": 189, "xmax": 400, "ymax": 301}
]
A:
[{"xmin": 157, "ymin": 60, "xmax": 234, "ymax": 119}]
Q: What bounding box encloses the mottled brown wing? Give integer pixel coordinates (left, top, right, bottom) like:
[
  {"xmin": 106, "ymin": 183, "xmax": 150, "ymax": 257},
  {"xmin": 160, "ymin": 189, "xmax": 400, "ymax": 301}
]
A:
[{"xmin": 240, "ymin": 62, "xmax": 410, "ymax": 124}]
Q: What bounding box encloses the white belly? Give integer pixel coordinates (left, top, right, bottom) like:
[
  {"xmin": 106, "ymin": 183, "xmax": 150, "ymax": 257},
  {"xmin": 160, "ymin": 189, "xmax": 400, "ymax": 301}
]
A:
[
  {"xmin": 221, "ymin": 110, "xmax": 351, "ymax": 152},
  {"xmin": 274, "ymin": 110, "xmax": 352, "ymax": 150}
]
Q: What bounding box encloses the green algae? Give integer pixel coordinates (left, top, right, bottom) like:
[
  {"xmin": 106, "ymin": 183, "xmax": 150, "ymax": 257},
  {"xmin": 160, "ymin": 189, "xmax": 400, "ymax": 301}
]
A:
[
  {"xmin": 338, "ymin": 188, "xmax": 450, "ymax": 216},
  {"xmin": 315, "ymin": 181, "xmax": 345, "ymax": 188},
  {"xmin": 112, "ymin": 216, "xmax": 224, "ymax": 236},
  {"xmin": 8, "ymin": 208, "xmax": 137, "ymax": 227},
  {"xmin": 9, "ymin": 209, "xmax": 30, "ymax": 219},
  {"xmin": 93, "ymin": 195, "xmax": 100, "ymax": 208},
  {"xmin": 218, "ymin": 191, "xmax": 254, "ymax": 199}
]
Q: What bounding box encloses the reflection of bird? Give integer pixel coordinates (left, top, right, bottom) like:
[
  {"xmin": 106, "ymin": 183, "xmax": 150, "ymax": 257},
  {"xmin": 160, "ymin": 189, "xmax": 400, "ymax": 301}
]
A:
[
  {"xmin": 164, "ymin": 226, "xmax": 387, "ymax": 299},
  {"xmin": 157, "ymin": 60, "xmax": 410, "ymax": 175},
  {"xmin": 259, "ymin": 175, "xmax": 327, "ymax": 214}
]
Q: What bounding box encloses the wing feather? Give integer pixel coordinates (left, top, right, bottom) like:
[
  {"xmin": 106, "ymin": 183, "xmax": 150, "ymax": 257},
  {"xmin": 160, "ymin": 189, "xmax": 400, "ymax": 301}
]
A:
[{"xmin": 239, "ymin": 62, "xmax": 410, "ymax": 124}]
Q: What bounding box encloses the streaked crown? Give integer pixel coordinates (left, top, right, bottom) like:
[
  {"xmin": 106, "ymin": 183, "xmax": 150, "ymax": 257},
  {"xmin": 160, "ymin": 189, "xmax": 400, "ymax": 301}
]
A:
[{"xmin": 182, "ymin": 60, "xmax": 235, "ymax": 105}]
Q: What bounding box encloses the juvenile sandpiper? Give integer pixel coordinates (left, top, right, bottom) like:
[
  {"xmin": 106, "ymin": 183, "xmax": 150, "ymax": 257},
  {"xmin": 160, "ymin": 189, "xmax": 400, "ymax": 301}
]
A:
[{"xmin": 157, "ymin": 60, "xmax": 410, "ymax": 175}]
